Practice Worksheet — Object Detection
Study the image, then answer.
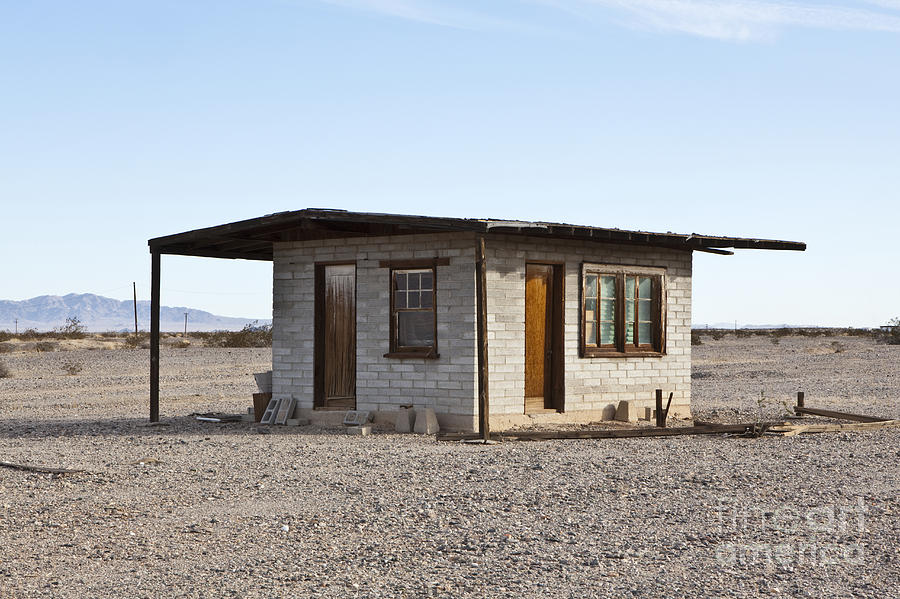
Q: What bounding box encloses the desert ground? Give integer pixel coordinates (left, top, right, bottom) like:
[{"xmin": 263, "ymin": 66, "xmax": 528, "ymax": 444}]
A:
[{"xmin": 0, "ymin": 334, "xmax": 898, "ymax": 598}]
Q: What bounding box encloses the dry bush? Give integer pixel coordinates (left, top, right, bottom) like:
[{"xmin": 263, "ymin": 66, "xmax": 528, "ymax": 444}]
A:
[
  {"xmin": 54, "ymin": 316, "xmax": 87, "ymax": 339},
  {"xmin": 830, "ymin": 341, "xmax": 845, "ymax": 353},
  {"xmin": 0, "ymin": 343, "xmax": 12, "ymax": 354},
  {"xmin": 61, "ymin": 360, "xmax": 83, "ymax": 375},
  {"xmin": 19, "ymin": 328, "xmax": 42, "ymax": 340},
  {"xmin": 125, "ymin": 333, "xmax": 149, "ymax": 349},
  {"xmin": 690, "ymin": 331, "xmax": 702, "ymax": 346},
  {"xmin": 35, "ymin": 341, "xmax": 58, "ymax": 352},
  {"xmin": 0, "ymin": 361, "xmax": 10, "ymax": 378},
  {"xmin": 193, "ymin": 323, "xmax": 272, "ymax": 348},
  {"xmin": 0, "ymin": 331, "xmax": 12, "ymax": 342}
]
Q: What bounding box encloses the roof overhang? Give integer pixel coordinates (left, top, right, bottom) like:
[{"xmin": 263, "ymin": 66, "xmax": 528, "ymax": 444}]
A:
[{"xmin": 147, "ymin": 209, "xmax": 806, "ymax": 261}]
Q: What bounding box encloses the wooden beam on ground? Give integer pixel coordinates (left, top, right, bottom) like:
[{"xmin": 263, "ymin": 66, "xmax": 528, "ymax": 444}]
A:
[
  {"xmin": 0, "ymin": 461, "xmax": 85, "ymax": 475},
  {"xmin": 475, "ymin": 236, "xmax": 490, "ymax": 442},
  {"xmin": 794, "ymin": 406, "xmax": 888, "ymax": 423},
  {"xmin": 150, "ymin": 251, "xmax": 160, "ymax": 422},
  {"xmin": 771, "ymin": 420, "xmax": 900, "ymax": 436},
  {"xmin": 437, "ymin": 423, "xmax": 776, "ymax": 442}
]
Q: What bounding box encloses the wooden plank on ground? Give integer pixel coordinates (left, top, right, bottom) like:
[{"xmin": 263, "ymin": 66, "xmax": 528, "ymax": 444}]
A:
[
  {"xmin": 771, "ymin": 420, "xmax": 900, "ymax": 435},
  {"xmin": 794, "ymin": 406, "xmax": 888, "ymax": 423},
  {"xmin": 437, "ymin": 423, "xmax": 775, "ymax": 442},
  {"xmin": 0, "ymin": 461, "xmax": 85, "ymax": 475}
]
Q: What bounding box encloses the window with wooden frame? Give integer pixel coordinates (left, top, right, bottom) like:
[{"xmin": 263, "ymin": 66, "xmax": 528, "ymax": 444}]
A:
[
  {"xmin": 581, "ymin": 264, "xmax": 665, "ymax": 357},
  {"xmin": 388, "ymin": 267, "xmax": 437, "ymax": 357}
]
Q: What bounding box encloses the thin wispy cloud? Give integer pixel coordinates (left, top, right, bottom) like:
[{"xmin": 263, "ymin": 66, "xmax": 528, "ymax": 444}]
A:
[
  {"xmin": 313, "ymin": 0, "xmax": 900, "ymax": 41},
  {"xmin": 578, "ymin": 0, "xmax": 900, "ymax": 41}
]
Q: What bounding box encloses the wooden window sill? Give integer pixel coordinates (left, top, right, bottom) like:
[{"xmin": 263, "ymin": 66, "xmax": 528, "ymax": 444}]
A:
[
  {"xmin": 581, "ymin": 350, "xmax": 665, "ymax": 359},
  {"xmin": 383, "ymin": 352, "xmax": 441, "ymax": 360}
]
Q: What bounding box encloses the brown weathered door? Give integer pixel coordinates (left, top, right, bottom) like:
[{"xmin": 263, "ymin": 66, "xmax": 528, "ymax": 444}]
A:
[
  {"xmin": 525, "ymin": 263, "xmax": 560, "ymax": 413},
  {"xmin": 319, "ymin": 264, "xmax": 356, "ymax": 408}
]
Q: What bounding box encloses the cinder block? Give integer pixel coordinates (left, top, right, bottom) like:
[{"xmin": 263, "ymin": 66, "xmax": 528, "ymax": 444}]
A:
[
  {"xmin": 413, "ymin": 408, "xmax": 440, "ymax": 434},
  {"xmin": 615, "ymin": 400, "xmax": 636, "ymax": 423},
  {"xmin": 346, "ymin": 425, "xmax": 372, "ymax": 436},
  {"xmin": 394, "ymin": 407, "xmax": 415, "ymax": 433}
]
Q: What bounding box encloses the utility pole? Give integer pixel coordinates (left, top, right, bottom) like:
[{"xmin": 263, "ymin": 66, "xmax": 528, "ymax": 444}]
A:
[
  {"xmin": 133, "ymin": 282, "xmax": 139, "ymax": 336},
  {"xmin": 184, "ymin": 312, "xmax": 188, "ymax": 337},
  {"xmin": 14, "ymin": 319, "xmax": 17, "ymax": 335}
]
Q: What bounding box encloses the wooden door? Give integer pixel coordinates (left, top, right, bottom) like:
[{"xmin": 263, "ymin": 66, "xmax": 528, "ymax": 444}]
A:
[
  {"xmin": 525, "ymin": 264, "xmax": 560, "ymax": 413},
  {"xmin": 317, "ymin": 264, "xmax": 356, "ymax": 409}
]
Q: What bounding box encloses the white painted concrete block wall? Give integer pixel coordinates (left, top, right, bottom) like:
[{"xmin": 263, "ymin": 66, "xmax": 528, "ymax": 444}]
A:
[
  {"xmin": 485, "ymin": 235, "xmax": 692, "ymax": 418},
  {"xmin": 271, "ymin": 233, "xmax": 479, "ymax": 425}
]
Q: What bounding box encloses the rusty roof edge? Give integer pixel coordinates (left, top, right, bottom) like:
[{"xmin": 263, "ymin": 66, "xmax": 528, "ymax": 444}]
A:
[{"xmin": 147, "ymin": 209, "xmax": 806, "ymax": 253}]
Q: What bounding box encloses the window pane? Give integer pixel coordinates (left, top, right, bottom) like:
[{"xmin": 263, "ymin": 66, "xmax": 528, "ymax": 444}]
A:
[
  {"xmin": 421, "ymin": 290, "xmax": 433, "ymax": 308},
  {"xmin": 398, "ymin": 311, "xmax": 434, "ymax": 347},
  {"xmin": 585, "ymin": 298, "xmax": 597, "ymax": 313},
  {"xmin": 638, "ymin": 322, "xmax": 652, "ymax": 344},
  {"xmin": 600, "ymin": 299, "xmax": 615, "ymax": 321},
  {"xmin": 407, "ymin": 291, "xmax": 420, "ymax": 309},
  {"xmin": 625, "ymin": 276, "xmax": 635, "ymax": 299},
  {"xmin": 625, "ymin": 299, "xmax": 635, "ymax": 322},
  {"xmin": 407, "ymin": 273, "xmax": 420, "ymax": 290},
  {"xmin": 600, "ymin": 322, "xmax": 616, "ymax": 345},
  {"xmin": 600, "ymin": 275, "xmax": 616, "ymax": 299},
  {"xmin": 626, "ymin": 322, "xmax": 634, "ymax": 344},
  {"xmin": 395, "ymin": 291, "xmax": 407, "ymax": 309},
  {"xmin": 586, "ymin": 321, "xmax": 597, "ymax": 345},
  {"xmin": 420, "ymin": 272, "xmax": 433, "ymax": 291},
  {"xmin": 638, "ymin": 298, "xmax": 651, "ymax": 321},
  {"xmin": 585, "ymin": 275, "xmax": 597, "ymax": 298},
  {"xmin": 638, "ymin": 276, "xmax": 652, "ymax": 299},
  {"xmin": 395, "ymin": 273, "xmax": 407, "ymax": 291}
]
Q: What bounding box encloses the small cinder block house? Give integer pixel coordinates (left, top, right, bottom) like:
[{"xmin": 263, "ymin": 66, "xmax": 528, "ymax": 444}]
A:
[{"xmin": 147, "ymin": 210, "xmax": 804, "ymax": 431}]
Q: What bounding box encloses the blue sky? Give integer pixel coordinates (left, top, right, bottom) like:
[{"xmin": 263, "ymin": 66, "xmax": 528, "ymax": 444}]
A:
[{"xmin": 1, "ymin": 0, "xmax": 898, "ymax": 326}]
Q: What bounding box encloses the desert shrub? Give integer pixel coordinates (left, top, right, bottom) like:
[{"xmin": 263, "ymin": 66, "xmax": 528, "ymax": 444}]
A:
[
  {"xmin": 61, "ymin": 359, "xmax": 83, "ymax": 375},
  {"xmin": 35, "ymin": 341, "xmax": 57, "ymax": 352},
  {"xmin": 197, "ymin": 323, "xmax": 273, "ymax": 348},
  {"xmin": 770, "ymin": 335, "xmax": 780, "ymax": 345},
  {"xmin": 0, "ymin": 361, "xmax": 10, "ymax": 378},
  {"xmin": 55, "ymin": 316, "xmax": 86, "ymax": 339},
  {"xmin": 709, "ymin": 330, "xmax": 725, "ymax": 341},
  {"xmin": 690, "ymin": 331, "xmax": 702, "ymax": 346},
  {"xmin": 19, "ymin": 328, "xmax": 42, "ymax": 340},
  {"xmin": 124, "ymin": 333, "xmax": 149, "ymax": 348},
  {"xmin": 0, "ymin": 331, "xmax": 12, "ymax": 342},
  {"xmin": 0, "ymin": 343, "xmax": 12, "ymax": 354},
  {"xmin": 830, "ymin": 341, "xmax": 845, "ymax": 353},
  {"xmin": 171, "ymin": 339, "xmax": 191, "ymax": 349}
]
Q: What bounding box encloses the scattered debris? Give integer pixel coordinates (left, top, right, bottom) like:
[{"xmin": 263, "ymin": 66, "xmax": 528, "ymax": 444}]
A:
[
  {"xmin": 193, "ymin": 413, "xmax": 243, "ymax": 423},
  {"xmin": 771, "ymin": 420, "xmax": 900, "ymax": 437},
  {"xmin": 343, "ymin": 410, "xmax": 371, "ymax": 426},
  {"xmin": 0, "ymin": 461, "xmax": 85, "ymax": 475},
  {"xmin": 346, "ymin": 425, "xmax": 372, "ymax": 436}
]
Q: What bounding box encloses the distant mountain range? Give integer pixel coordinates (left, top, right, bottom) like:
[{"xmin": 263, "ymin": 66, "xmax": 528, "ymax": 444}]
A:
[
  {"xmin": 0, "ymin": 294, "xmax": 271, "ymax": 332},
  {"xmin": 694, "ymin": 323, "xmax": 821, "ymax": 329}
]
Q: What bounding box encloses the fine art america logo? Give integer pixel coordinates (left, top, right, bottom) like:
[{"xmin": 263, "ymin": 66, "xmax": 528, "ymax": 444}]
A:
[{"xmin": 714, "ymin": 497, "xmax": 867, "ymax": 567}]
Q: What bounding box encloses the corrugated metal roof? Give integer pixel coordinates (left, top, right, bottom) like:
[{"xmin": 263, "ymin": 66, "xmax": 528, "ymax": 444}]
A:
[{"xmin": 148, "ymin": 208, "xmax": 806, "ymax": 260}]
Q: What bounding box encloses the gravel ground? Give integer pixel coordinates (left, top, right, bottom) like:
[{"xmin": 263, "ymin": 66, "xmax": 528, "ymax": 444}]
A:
[{"xmin": 0, "ymin": 337, "xmax": 898, "ymax": 598}]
